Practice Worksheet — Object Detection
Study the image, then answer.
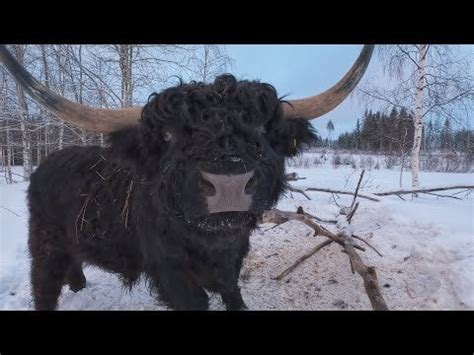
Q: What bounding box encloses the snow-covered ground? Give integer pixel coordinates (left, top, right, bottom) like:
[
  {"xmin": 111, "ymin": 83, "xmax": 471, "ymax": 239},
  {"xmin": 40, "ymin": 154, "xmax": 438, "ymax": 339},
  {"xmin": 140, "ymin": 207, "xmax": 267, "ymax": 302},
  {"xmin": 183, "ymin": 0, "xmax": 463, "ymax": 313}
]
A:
[{"xmin": 1, "ymin": 160, "xmax": 473, "ymax": 310}]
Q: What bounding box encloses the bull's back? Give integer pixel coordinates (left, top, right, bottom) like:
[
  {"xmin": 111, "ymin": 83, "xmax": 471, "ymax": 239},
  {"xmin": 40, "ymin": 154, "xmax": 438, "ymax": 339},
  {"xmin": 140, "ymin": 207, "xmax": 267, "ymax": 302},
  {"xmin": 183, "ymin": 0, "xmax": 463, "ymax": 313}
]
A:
[
  {"xmin": 28, "ymin": 145, "xmax": 144, "ymax": 283},
  {"xmin": 28, "ymin": 146, "xmax": 106, "ymax": 226}
]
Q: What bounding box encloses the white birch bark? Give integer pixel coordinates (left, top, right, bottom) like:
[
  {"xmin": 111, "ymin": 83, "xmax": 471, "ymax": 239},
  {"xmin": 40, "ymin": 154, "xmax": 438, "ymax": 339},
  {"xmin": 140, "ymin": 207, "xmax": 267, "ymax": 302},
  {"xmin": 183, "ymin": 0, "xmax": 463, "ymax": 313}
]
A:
[
  {"xmin": 13, "ymin": 45, "xmax": 33, "ymax": 181},
  {"xmin": 5, "ymin": 121, "xmax": 13, "ymax": 183},
  {"xmin": 119, "ymin": 45, "xmax": 133, "ymax": 107},
  {"xmin": 59, "ymin": 124, "xmax": 64, "ymax": 150},
  {"xmin": 410, "ymin": 45, "xmax": 428, "ymax": 188},
  {"xmin": 41, "ymin": 45, "xmax": 51, "ymax": 158}
]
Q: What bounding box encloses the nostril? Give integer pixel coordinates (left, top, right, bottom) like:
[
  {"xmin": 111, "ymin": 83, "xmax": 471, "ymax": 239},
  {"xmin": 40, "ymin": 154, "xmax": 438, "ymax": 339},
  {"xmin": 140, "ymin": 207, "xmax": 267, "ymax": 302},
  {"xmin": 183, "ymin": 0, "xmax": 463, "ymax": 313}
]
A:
[
  {"xmin": 245, "ymin": 175, "xmax": 258, "ymax": 194},
  {"xmin": 199, "ymin": 176, "xmax": 216, "ymax": 196}
]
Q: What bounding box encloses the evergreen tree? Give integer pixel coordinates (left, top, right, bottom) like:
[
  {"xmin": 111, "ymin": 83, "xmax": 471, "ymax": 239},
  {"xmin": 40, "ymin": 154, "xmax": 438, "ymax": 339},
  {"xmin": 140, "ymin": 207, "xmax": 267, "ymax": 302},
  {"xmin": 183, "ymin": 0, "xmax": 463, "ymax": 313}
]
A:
[
  {"xmin": 440, "ymin": 118, "xmax": 453, "ymax": 150},
  {"xmin": 355, "ymin": 118, "xmax": 361, "ymax": 150},
  {"xmin": 326, "ymin": 120, "xmax": 334, "ymax": 147}
]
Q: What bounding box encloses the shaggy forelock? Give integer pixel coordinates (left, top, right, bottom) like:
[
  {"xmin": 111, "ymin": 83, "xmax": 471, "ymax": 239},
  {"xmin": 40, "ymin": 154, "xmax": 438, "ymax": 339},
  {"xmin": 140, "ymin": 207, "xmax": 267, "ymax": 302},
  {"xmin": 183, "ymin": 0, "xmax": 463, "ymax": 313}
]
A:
[{"xmin": 140, "ymin": 74, "xmax": 283, "ymax": 130}]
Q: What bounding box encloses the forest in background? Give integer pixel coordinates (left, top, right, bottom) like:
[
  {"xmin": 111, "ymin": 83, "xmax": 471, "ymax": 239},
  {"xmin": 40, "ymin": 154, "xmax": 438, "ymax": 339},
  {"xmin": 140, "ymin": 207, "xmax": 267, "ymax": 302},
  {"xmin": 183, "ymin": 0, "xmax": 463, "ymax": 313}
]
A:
[
  {"xmin": 1, "ymin": 45, "xmax": 473, "ymax": 182},
  {"xmin": 0, "ymin": 44, "xmax": 233, "ymax": 183}
]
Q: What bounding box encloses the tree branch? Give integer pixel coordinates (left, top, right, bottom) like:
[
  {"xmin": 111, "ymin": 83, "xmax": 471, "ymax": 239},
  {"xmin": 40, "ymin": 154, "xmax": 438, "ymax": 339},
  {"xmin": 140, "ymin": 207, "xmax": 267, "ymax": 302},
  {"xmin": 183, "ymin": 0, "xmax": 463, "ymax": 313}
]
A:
[
  {"xmin": 288, "ymin": 186, "xmax": 311, "ymax": 200},
  {"xmin": 305, "ymin": 187, "xmax": 380, "ymax": 202},
  {"xmin": 338, "ymin": 227, "xmax": 389, "ymax": 310},
  {"xmin": 374, "ymin": 185, "xmax": 474, "ymax": 196},
  {"xmin": 273, "ymin": 240, "xmax": 334, "ymax": 281}
]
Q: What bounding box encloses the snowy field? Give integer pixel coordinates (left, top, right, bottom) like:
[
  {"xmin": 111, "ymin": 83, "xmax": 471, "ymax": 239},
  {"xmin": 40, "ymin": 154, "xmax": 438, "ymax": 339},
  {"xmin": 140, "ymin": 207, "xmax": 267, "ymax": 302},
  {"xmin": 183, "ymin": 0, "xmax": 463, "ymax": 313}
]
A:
[{"xmin": 1, "ymin": 159, "xmax": 473, "ymax": 310}]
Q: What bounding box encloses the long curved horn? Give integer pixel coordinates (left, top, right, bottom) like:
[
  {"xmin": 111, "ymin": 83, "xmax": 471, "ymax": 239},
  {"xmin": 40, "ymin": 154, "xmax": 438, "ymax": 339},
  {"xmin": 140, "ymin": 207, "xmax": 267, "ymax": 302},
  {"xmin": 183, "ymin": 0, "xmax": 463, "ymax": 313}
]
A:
[
  {"xmin": 0, "ymin": 45, "xmax": 141, "ymax": 133},
  {"xmin": 282, "ymin": 45, "xmax": 374, "ymax": 120}
]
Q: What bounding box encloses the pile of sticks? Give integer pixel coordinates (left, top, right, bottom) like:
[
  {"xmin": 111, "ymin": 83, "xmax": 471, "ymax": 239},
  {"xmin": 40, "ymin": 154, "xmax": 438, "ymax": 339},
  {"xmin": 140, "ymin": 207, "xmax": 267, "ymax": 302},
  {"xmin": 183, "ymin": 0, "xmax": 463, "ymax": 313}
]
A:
[
  {"xmin": 268, "ymin": 172, "xmax": 473, "ymax": 308},
  {"xmin": 261, "ymin": 170, "xmax": 389, "ymax": 310}
]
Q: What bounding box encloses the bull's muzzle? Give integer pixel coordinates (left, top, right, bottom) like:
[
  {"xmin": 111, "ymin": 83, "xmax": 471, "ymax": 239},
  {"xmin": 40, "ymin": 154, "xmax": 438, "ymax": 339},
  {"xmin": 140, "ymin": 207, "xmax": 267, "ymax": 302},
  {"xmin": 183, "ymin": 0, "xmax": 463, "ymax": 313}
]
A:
[{"xmin": 200, "ymin": 170, "xmax": 255, "ymax": 214}]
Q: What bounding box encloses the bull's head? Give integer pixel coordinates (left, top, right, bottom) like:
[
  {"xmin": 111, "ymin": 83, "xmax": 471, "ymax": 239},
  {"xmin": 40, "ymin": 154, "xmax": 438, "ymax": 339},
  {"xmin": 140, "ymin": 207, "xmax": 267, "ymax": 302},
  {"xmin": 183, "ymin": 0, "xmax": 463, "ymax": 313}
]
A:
[{"xmin": 0, "ymin": 45, "xmax": 374, "ymax": 232}]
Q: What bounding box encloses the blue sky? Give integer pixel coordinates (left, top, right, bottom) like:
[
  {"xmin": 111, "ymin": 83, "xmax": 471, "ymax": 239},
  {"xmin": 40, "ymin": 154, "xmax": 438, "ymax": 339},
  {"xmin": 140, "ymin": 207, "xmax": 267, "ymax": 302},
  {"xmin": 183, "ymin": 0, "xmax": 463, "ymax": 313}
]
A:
[{"xmin": 225, "ymin": 45, "xmax": 474, "ymax": 138}]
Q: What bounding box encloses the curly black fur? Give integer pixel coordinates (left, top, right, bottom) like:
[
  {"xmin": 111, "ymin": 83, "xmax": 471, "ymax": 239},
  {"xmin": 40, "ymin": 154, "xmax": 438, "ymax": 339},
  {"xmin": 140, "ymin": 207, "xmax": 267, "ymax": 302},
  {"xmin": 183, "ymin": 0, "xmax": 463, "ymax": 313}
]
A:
[{"xmin": 27, "ymin": 74, "xmax": 317, "ymax": 310}]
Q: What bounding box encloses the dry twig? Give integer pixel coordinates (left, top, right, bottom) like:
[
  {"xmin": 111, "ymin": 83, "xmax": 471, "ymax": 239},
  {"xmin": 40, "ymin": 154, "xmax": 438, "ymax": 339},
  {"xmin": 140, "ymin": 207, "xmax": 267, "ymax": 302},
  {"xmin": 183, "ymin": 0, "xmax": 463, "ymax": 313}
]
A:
[
  {"xmin": 288, "ymin": 186, "xmax": 311, "ymax": 200},
  {"xmin": 351, "ymin": 170, "xmax": 365, "ymax": 208},
  {"xmin": 373, "ymin": 185, "xmax": 474, "ymax": 197},
  {"xmin": 425, "ymin": 192, "xmax": 462, "ymax": 200},
  {"xmin": 266, "ymin": 169, "xmax": 389, "ymax": 310},
  {"xmin": 0, "ymin": 205, "xmax": 21, "ymax": 218},
  {"xmin": 261, "ymin": 208, "xmax": 365, "ymax": 252},
  {"xmin": 352, "ymin": 234, "xmax": 383, "ymax": 257},
  {"xmin": 273, "ymin": 239, "xmax": 333, "ymax": 281},
  {"xmin": 121, "ymin": 179, "xmax": 134, "ymax": 229},
  {"xmin": 335, "ymin": 169, "xmax": 388, "ymax": 310},
  {"xmin": 338, "ymin": 227, "xmax": 388, "ymax": 310},
  {"xmin": 305, "ymin": 187, "xmax": 380, "ymax": 202}
]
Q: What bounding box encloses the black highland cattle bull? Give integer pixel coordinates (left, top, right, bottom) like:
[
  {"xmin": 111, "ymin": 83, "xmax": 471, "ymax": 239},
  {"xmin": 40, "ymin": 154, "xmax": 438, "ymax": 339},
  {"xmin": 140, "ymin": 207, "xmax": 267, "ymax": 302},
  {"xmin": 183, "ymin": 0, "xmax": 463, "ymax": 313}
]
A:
[{"xmin": 0, "ymin": 45, "xmax": 374, "ymax": 310}]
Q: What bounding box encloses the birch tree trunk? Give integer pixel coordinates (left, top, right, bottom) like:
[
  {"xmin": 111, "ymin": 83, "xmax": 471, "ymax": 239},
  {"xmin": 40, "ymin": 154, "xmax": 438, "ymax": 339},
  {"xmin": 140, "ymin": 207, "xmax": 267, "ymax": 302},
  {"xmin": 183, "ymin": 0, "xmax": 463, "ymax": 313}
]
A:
[
  {"xmin": 0, "ymin": 149, "xmax": 3, "ymax": 176},
  {"xmin": 119, "ymin": 45, "xmax": 133, "ymax": 107},
  {"xmin": 36, "ymin": 129, "xmax": 41, "ymax": 164},
  {"xmin": 202, "ymin": 46, "xmax": 209, "ymax": 82},
  {"xmin": 4, "ymin": 120, "xmax": 13, "ymax": 183},
  {"xmin": 78, "ymin": 46, "xmax": 88, "ymax": 146},
  {"xmin": 59, "ymin": 124, "xmax": 64, "ymax": 150},
  {"xmin": 410, "ymin": 44, "xmax": 427, "ymax": 188},
  {"xmin": 13, "ymin": 45, "xmax": 33, "ymax": 181},
  {"xmin": 41, "ymin": 45, "xmax": 51, "ymax": 158},
  {"xmin": 17, "ymin": 90, "xmax": 32, "ymax": 180},
  {"xmin": 53, "ymin": 45, "xmax": 66, "ymax": 151}
]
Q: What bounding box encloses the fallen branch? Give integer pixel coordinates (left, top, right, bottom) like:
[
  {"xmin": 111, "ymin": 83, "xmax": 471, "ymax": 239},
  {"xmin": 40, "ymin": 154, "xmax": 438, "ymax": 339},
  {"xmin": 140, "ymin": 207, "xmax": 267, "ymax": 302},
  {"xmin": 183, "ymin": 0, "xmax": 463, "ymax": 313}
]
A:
[
  {"xmin": 298, "ymin": 209, "xmax": 337, "ymax": 224},
  {"xmin": 273, "ymin": 240, "xmax": 333, "ymax": 281},
  {"xmin": 261, "ymin": 208, "xmax": 365, "ymax": 252},
  {"xmin": 346, "ymin": 202, "xmax": 360, "ymax": 224},
  {"xmin": 352, "ymin": 234, "xmax": 383, "ymax": 257},
  {"xmin": 351, "ymin": 170, "xmax": 365, "ymax": 208},
  {"xmin": 305, "ymin": 187, "xmax": 380, "ymax": 202},
  {"xmin": 267, "ymin": 169, "xmax": 389, "ymax": 310},
  {"xmin": 338, "ymin": 225, "xmax": 388, "ymax": 310},
  {"xmin": 374, "ymin": 185, "xmax": 474, "ymax": 197},
  {"xmin": 263, "ymin": 206, "xmax": 365, "ymax": 280},
  {"xmin": 452, "ymin": 189, "xmax": 472, "ymax": 196},
  {"xmin": 288, "ymin": 186, "xmax": 311, "ymax": 200},
  {"xmin": 331, "ymin": 193, "xmax": 342, "ymax": 208},
  {"xmin": 336, "ymin": 171, "xmax": 388, "ymax": 310},
  {"xmin": 425, "ymin": 192, "xmax": 462, "ymax": 200},
  {"xmin": 263, "ymin": 205, "xmax": 388, "ymax": 310}
]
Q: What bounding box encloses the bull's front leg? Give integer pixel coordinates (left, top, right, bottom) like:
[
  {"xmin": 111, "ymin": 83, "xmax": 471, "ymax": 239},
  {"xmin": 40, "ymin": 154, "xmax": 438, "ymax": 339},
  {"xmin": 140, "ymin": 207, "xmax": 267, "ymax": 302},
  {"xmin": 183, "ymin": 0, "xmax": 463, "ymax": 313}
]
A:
[
  {"xmin": 149, "ymin": 265, "xmax": 209, "ymax": 310},
  {"xmin": 220, "ymin": 249, "xmax": 249, "ymax": 310},
  {"xmin": 221, "ymin": 286, "xmax": 247, "ymax": 310},
  {"xmin": 215, "ymin": 263, "xmax": 248, "ymax": 310}
]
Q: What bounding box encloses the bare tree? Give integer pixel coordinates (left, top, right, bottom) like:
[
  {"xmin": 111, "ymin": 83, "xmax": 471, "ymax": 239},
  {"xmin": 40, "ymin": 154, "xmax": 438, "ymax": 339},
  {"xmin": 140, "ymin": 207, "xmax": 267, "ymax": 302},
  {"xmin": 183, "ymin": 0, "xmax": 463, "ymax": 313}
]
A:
[
  {"xmin": 39, "ymin": 45, "xmax": 54, "ymax": 159},
  {"xmin": 0, "ymin": 44, "xmax": 234, "ymax": 181},
  {"xmin": 89, "ymin": 45, "xmax": 202, "ymax": 106},
  {"xmin": 12, "ymin": 45, "xmax": 33, "ymax": 181},
  {"xmin": 360, "ymin": 45, "xmax": 474, "ymax": 188},
  {"xmin": 186, "ymin": 45, "xmax": 234, "ymax": 83},
  {"xmin": 0, "ymin": 66, "xmax": 14, "ymax": 183},
  {"xmin": 118, "ymin": 45, "xmax": 134, "ymax": 107},
  {"xmin": 385, "ymin": 120, "xmax": 411, "ymax": 188}
]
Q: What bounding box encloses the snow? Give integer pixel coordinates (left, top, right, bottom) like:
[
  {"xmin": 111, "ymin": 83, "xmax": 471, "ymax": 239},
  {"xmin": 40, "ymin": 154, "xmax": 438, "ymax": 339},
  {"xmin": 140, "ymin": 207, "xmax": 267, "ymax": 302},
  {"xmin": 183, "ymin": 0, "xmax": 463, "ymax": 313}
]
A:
[{"xmin": 1, "ymin": 159, "xmax": 473, "ymax": 310}]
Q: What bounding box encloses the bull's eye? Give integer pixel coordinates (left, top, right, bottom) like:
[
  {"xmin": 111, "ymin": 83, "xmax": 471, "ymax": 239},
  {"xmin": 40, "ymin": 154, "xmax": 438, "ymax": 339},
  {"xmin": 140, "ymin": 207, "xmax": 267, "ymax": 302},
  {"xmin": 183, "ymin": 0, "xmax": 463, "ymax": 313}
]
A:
[{"xmin": 163, "ymin": 131, "xmax": 173, "ymax": 142}]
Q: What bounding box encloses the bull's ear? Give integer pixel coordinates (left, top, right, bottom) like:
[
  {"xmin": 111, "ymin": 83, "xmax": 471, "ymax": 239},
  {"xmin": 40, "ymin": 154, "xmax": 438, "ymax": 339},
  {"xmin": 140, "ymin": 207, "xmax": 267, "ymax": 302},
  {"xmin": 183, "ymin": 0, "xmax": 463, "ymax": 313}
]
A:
[{"xmin": 268, "ymin": 118, "xmax": 318, "ymax": 157}]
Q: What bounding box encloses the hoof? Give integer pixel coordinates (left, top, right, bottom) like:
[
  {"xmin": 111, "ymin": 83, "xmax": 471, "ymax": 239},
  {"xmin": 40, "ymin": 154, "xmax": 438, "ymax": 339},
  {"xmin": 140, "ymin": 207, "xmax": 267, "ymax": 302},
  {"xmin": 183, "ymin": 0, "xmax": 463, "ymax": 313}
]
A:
[{"xmin": 69, "ymin": 276, "xmax": 87, "ymax": 293}]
